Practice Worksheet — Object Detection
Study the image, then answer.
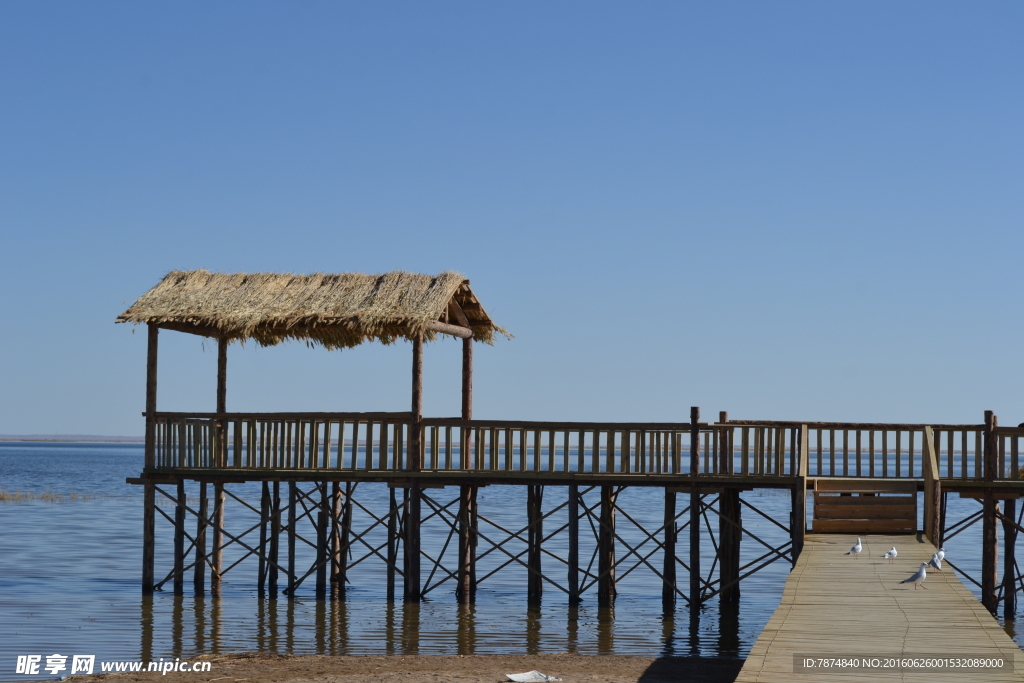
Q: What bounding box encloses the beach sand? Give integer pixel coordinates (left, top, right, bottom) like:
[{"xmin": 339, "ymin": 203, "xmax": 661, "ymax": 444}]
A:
[{"xmin": 81, "ymin": 653, "xmax": 743, "ymax": 683}]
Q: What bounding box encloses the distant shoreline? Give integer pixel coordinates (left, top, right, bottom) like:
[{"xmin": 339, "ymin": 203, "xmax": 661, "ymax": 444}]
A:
[{"xmin": 0, "ymin": 436, "xmax": 144, "ymax": 443}]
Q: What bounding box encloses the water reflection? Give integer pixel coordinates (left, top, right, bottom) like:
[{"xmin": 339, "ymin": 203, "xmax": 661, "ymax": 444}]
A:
[{"xmin": 140, "ymin": 595, "xmax": 745, "ymax": 660}]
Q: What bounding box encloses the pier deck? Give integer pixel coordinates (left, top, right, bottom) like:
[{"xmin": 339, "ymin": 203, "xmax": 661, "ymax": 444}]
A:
[{"xmin": 736, "ymin": 533, "xmax": 1023, "ymax": 682}]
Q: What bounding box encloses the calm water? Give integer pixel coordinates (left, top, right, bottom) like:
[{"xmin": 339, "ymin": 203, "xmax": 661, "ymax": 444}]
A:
[{"xmin": 0, "ymin": 442, "xmax": 1015, "ymax": 680}]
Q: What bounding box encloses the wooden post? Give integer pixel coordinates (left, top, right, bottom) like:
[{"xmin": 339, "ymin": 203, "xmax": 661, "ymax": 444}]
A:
[
  {"xmin": 923, "ymin": 427, "xmax": 942, "ymax": 546},
  {"xmin": 258, "ymin": 481, "xmax": 270, "ymax": 595},
  {"xmin": 791, "ymin": 425, "xmax": 808, "ymax": 563},
  {"xmin": 404, "ymin": 336, "xmax": 424, "ymax": 603},
  {"xmin": 719, "ymin": 487, "xmax": 741, "ymax": 604},
  {"xmin": 457, "ymin": 484, "xmax": 476, "ymax": 604},
  {"xmin": 216, "ymin": 338, "xmax": 227, "ymax": 466},
  {"xmin": 983, "ymin": 411, "xmax": 999, "ymax": 613},
  {"xmin": 719, "ymin": 411, "xmax": 730, "ymax": 474},
  {"xmin": 331, "ymin": 482, "xmax": 342, "ymax": 595},
  {"xmin": 316, "ymin": 482, "xmax": 328, "ymax": 599},
  {"xmin": 662, "ymin": 488, "xmax": 677, "ymax": 608},
  {"xmin": 173, "ymin": 480, "xmax": 186, "ymax": 595},
  {"xmin": 143, "ymin": 482, "xmax": 156, "ymax": 594},
  {"xmin": 598, "ymin": 486, "xmax": 616, "ymax": 606},
  {"xmin": 340, "ymin": 482, "xmax": 353, "ymax": 597},
  {"xmin": 287, "ymin": 482, "xmax": 297, "ymax": 598},
  {"xmin": 1004, "ymin": 497, "xmax": 1017, "ymax": 619},
  {"xmin": 211, "ymin": 483, "xmax": 224, "ymax": 595},
  {"xmin": 142, "ymin": 324, "xmax": 158, "ymax": 595},
  {"xmin": 194, "ymin": 482, "xmax": 208, "ymax": 594},
  {"xmin": 457, "ymin": 336, "xmax": 477, "ymax": 604},
  {"xmin": 568, "ymin": 484, "xmax": 580, "ymax": 604},
  {"xmin": 689, "ymin": 407, "xmax": 701, "ymax": 616},
  {"xmin": 404, "ymin": 486, "xmax": 421, "ymax": 602},
  {"xmin": 527, "ymin": 485, "xmax": 544, "ymax": 604},
  {"xmin": 411, "ymin": 336, "xmax": 423, "ymax": 471},
  {"xmin": 387, "ymin": 487, "xmax": 398, "ymax": 602},
  {"xmin": 269, "ymin": 481, "xmax": 279, "ymax": 598}
]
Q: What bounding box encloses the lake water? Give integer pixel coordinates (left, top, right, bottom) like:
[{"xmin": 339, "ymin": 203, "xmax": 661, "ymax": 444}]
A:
[{"xmin": 0, "ymin": 441, "xmax": 1016, "ymax": 680}]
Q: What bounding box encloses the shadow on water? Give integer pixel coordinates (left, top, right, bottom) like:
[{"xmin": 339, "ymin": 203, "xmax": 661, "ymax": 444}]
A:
[{"xmin": 141, "ymin": 594, "xmax": 746, "ymax": 664}]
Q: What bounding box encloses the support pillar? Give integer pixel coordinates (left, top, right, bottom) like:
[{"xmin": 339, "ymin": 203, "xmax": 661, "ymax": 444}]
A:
[
  {"xmin": 568, "ymin": 484, "xmax": 580, "ymax": 604},
  {"xmin": 387, "ymin": 487, "xmax": 399, "ymax": 602},
  {"xmin": 287, "ymin": 482, "xmax": 297, "ymax": 598},
  {"xmin": 1004, "ymin": 497, "xmax": 1017, "ymax": 619},
  {"xmin": 527, "ymin": 484, "xmax": 544, "ymax": 604},
  {"xmin": 142, "ymin": 324, "xmax": 158, "ymax": 595},
  {"xmin": 689, "ymin": 407, "xmax": 701, "ymax": 616},
  {"xmin": 598, "ymin": 485, "xmax": 616, "ymax": 606},
  {"xmin": 457, "ymin": 485, "xmax": 477, "ymax": 604},
  {"xmin": 142, "ymin": 483, "xmax": 155, "ymax": 594},
  {"xmin": 194, "ymin": 481, "xmax": 207, "ymax": 594},
  {"xmin": 258, "ymin": 481, "xmax": 270, "ymax": 595},
  {"xmin": 983, "ymin": 410, "xmax": 999, "ymax": 613},
  {"xmin": 662, "ymin": 488, "xmax": 677, "ymax": 608},
  {"xmin": 791, "ymin": 425, "xmax": 808, "ymax": 563},
  {"xmin": 211, "ymin": 482, "xmax": 224, "ymax": 595},
  {"xmin": 173, "ymin": 480, "xmax": 186, "ymax": 595},
  {"xmin": 316, "ymin": 482, "xmax": 329, "ymax": 599},
  {"xmin": 404, "ymin": 486, "xmax": 422, "ymax": 602},
  {"xmin": 719, "ymin": 487, "xmax": 741, "ymax": 604},
  {"xmin": 269, "ymin": 481, "xmax": 279, "ymax": 598}
]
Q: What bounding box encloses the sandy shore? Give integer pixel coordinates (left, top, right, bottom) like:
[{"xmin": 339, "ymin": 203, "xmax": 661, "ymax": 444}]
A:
[{"xmin": 81, "ymin": 653, "xmax": 743, "ymax": 683}]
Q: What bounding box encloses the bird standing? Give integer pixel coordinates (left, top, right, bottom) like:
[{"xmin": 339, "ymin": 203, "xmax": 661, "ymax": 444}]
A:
[
  {"xmin": 927, "ymin": 553, "xmax": 943, "ymax": 571},
  {"xmin": 900, "ymin": 562, "xmax": 928, "ymax": 589},
  {"xmin": 882, "ymin": 547, "xmax": 897, "ymax": 564},
  {"xmin": 845, "ymin": 538, "xmax": 863, "ymax": 559},
  {"xmin": 934, "ymin": 548, "xmax": 945, "ymax": 563}
]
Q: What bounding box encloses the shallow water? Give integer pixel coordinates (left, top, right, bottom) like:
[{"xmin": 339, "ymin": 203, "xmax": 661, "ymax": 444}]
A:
[{"xmin": 0, "ymin": 442, "xmax": 1014, "ymax": 680}]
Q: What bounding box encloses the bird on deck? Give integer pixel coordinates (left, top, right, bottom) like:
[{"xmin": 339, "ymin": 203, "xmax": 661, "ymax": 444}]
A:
[
  {"xmin": 934, "ymin": 548, "xmax": 945, "ymax": 563},
  {"xmin": 845, "ymin": 538, "xmax": 863, "ymax": 558},
  {"xmin": 882, "ymin": 547, "xmax": 897, "ymax": 564},
  {"xmin": 900, "ymin": 562, "xmax": 929, "ymax": 589},
  {"xmin": 927, "ymin": 553, "xmax": 943, "ymax": 571}
]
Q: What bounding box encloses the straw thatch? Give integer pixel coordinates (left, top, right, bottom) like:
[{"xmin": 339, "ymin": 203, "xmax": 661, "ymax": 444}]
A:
[{"xmin": 116, "ymin": 270, "xmax": 509, "ymax": 349}]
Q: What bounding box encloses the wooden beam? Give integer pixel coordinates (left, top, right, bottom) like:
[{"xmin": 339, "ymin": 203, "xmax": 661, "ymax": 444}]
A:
[
  {"xmin": 598, "ymin": 485, "xmax": 616, "ymax": 606},
  {"xmin": 411, "ymin": 337, "xmax": 423, "ymax": 472},
  {"xmin": 568, "ymin": 484, "xmax": 580, "ymax": 604},
  {"xmin": 449, "ymin": 300, "xmax": 471, "ymax": 328},
  {"xmin": 145, "ymin": 324, "xmax": 159, "ymax": 470},
  {"xmin": 1003, "ymin": 497, "xmax": 1017, "ymax": 619},
  {"xmin": 426, "ymin": 321, "xmax": 473, "ymax": 338},
  {"xmin": 662, "ymin": 488, "xmax": 677, "ymax": 608},
  {"xmin": 983, "ymin": 411, "xmax": 998, "ymax": 613},
  {"xmin": 690, "ymin": 406, "xmax": 701, "ymax": 615}
]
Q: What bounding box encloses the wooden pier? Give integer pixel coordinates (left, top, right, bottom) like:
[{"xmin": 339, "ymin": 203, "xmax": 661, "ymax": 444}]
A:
[
  {"xmin": 117, "ymin": 269, "xmax": 1024, "ymax": 663},
  {"xmin": 737, "ymin": 534, "xmax": 1023, "ymax": 681}
]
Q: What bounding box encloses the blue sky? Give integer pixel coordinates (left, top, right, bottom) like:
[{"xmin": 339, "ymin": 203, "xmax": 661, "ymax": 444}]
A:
[{"xmin": 1, "ymin": 2, "xmax": 1022, "ymax": 435}]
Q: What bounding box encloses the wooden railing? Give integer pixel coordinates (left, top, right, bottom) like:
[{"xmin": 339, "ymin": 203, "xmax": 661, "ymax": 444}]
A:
[{"xmin": 148, "ymin": 413, "xmax": 1024, "ymax": 481}]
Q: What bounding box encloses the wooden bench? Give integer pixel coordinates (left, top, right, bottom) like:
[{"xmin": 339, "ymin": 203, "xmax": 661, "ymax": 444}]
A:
[{"xmin": 811, "ymin": 479, "xmax": 917, "ymax": 534}]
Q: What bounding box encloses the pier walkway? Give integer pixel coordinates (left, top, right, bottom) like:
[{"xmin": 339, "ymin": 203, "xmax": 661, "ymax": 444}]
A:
[{"xmin": 736, "ymin": 534, "xmax": 1023, "ymax": 682}]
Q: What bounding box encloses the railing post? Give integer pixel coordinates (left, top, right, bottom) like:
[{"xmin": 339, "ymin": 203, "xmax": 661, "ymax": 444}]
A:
[
  {"xmin": 983, "ymin": 410, "xmax": 999, "ymax": 613},
  {"xmin": 923, "ymin": 427, "xmax": 942, "ymax": 547}
]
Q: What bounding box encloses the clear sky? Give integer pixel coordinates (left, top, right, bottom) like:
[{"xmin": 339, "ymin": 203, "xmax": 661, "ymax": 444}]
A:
[{"xmin": 2, "ymin": 2, "xmax": 1022, "ymax": 436}]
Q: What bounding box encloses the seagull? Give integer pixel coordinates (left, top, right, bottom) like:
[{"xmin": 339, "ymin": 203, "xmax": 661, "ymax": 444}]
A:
[
  {"xmin": 934, "ymin": 548, "xmax": 945, "ymax": 563},
  {"xmin": 927, "ymin": 553, "xmax": 943, "ymax": 571},
  {"xmin": 900, "ymin": 562, "xmax": 929, "ymax": 589},
  {"xmin": 882, "ymin": 547, "xmax": 897, "ymax": 564},
  {"xmin": 845, "ymin": 538, "xmax": 863, "ymax": 559}
]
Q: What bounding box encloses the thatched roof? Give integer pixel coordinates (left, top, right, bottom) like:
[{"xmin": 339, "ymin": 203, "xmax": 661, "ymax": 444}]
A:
[{"xmin": 116, "ymin": 270, "xmax": 509, "ymax": 349}]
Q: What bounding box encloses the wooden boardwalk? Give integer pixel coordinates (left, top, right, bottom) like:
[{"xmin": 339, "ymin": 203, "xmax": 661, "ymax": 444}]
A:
[{"xmin": 736, "ymin": 534, "xmax": 1023, "ymax": 682}]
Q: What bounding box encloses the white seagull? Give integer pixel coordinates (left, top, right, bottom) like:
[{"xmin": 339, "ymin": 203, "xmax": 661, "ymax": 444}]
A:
[
  {"xmin": 927, "ymin": 553, "xmax": 943, "ymax": 571},
  {"xmin": 845, "ymin": 538, "xmax": 863, "ymax": 559},
  {"xmin": 882, "ymin": 547, "xmax": 897, "ymax": 564},
  {"xmin": 900, "ymin": 562, "xmax": 929, "ymax": 589},
  {"xmin": 934, "ymin": 548, "xmax": 945, "ymax": 563}
]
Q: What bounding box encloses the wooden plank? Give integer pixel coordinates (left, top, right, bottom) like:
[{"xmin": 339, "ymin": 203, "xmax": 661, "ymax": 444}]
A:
[
  {"xmin": 814, "ymin": 479, "xmax": 916, "ymax": 493},
  {"xmin": 811, "ymin": 518, "xmax": 917, "ymax": 533},
  {"xmin": 736, "ymin": 533, "xmax": 1024, "ymax": 682},
  {"xmin": 814, "ymin": 494, "xmax": 915, "ymax": 505},
  {"xmin": 814, "ymin": 504, "xmax": 916, "ymax": 520}
]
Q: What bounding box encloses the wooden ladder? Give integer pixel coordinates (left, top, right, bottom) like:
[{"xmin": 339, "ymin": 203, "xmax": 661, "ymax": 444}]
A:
[{"xmin": 812, "ymin": 479, "xmax": 917, "ymax": 534}]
